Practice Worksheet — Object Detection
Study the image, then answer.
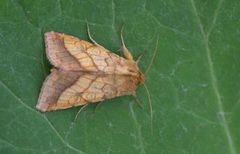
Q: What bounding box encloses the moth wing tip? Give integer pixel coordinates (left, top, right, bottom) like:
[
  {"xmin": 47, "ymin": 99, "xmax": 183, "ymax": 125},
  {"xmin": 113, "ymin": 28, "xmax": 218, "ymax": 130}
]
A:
[
  {"xmin": 44, "ymin": 31, "xmax": 56, "ymax": 37},
  {"xmin": 36, "ymin": 102, "xmax": 48, "ymax": 112}
]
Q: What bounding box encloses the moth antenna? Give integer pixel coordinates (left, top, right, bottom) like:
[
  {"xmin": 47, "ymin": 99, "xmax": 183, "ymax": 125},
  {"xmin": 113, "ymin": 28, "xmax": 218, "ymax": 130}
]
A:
[
  {"xmin": 86, "ymin": 21, "xmax": 103, "ymax": 48},
  {"xmin": 140, "ymin": 35, "xmax": 159, "ymax": 131},
  {"xmin": 143, "ymin": 82, "xmax": 153, "ymax": 132},
  {"xmin": 144, "ymin": 35, "xmax": 159, "ymax": 76},
  {"xmin": 136, "ymin": 54, "xmax": 143, "ymax": 64},
  {"xmin": 135, "ymin": 48, "xmax": 148, "ymax": 64},
  {"xmin": 120, "ymin": 25, "xmax": 126, "ymax": 49},
  {"xmin": 74, "ymin": 104, "xmax": 89, "ymax": 122},
  {"xmin": 120, "ymin": 26, "xmax": 133, "ymax": 60}
]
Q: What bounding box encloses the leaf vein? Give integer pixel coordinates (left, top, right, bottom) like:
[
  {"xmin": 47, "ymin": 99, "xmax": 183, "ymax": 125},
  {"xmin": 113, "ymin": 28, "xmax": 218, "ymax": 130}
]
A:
[
  {"xmin": 0, "ymin": 80, "xmax": 86, "ymax": 154},
  {"xmin": 143, "ymin": 8, "xmax": 192, "ymax": 39},
  {"xmin": 0, "ymin": 137, "xmax": 36, "ymax": 152},
  {"xmin": 190, "ymin": 1, "xmax": 236, "ymax": 154},
  {"xmin": 207, "ymin": 0, "xmax": 224, "ymax": 37},
  {"xmin": 44, "ymin": 116, "xmax": 86, "ymax": 154},
  {"xmin": 0, "ymin": 80, "xmax": 38, "ymax": 114},
  {"xmin": 129, "ymin": 103, "xmax": 146, "ymax": 154}
]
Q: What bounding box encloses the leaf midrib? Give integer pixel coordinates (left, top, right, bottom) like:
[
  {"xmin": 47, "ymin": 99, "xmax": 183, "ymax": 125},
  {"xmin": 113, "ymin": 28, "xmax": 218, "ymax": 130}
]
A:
[{"xmin": 190, "ymin": 0, "xmax": 236, "ymax": 154}]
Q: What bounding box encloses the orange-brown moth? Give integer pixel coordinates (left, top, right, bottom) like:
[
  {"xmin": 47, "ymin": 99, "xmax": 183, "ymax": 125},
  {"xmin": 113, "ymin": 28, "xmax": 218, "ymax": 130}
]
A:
[{"xmin": 36, "ymin": 27, "xmax": 145, "ymax": 112}]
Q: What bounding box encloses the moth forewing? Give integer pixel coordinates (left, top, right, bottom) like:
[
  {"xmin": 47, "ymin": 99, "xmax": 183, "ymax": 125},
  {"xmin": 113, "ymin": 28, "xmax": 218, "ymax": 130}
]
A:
[{"xmin": 36, "ymin": 32, "xmax": 144, "ymax": 112}]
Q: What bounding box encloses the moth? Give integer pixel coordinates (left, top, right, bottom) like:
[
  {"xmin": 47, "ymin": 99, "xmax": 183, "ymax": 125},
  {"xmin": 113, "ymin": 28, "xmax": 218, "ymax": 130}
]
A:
[{"xmin": 36, "ymin": 28, "xmax": 146, "ymax": 112}]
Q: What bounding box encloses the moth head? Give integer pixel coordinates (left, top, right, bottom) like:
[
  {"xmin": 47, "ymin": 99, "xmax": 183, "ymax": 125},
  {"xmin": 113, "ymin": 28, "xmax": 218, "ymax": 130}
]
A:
[
  {"xmin": 133, "ymin": 62, "xmax": 145, "ymax": 85},
  {"xmin": 126, "ymin": 62, "xmax": 145, "ymax": 85}
]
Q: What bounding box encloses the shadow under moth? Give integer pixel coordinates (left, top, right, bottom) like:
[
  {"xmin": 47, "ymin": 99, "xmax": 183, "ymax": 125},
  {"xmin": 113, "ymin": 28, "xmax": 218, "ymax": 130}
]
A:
[{"xmin": 36, "ymin": 26, "xmax": 158, "ymax": 122}]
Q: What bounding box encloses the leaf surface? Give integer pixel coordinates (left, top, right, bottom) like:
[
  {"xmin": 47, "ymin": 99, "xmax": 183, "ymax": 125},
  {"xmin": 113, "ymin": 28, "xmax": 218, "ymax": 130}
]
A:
[{"xmin": 0, "ymin": 0, "xmax": 239, "ymax": 153}]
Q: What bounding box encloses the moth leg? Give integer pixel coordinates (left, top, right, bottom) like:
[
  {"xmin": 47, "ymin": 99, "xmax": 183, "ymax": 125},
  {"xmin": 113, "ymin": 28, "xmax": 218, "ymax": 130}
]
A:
[
  {"xmin": 50, "ymin": 68, "xmax": 57, "ymax": 72},
  {"xmin": 135, "ymin": 54, "xmax": 143, "ymax": 64},
  {"xmin": 93, "ymin": 101, "xmax": 104, "ymax": 113},
  {"xmin": 121, "ymin": 26, "xmax": 133, "ymax": 60},
  {"xmin": 86, "ymin": 22, "xmax": 105, "ymax": 48},
  {"xmin": 74, "ymin": 104, "xmax": 89, "ymax": 122},
  {"xmin": 132, "ymin": 92, "xmax": 143, "ymax": 108}
]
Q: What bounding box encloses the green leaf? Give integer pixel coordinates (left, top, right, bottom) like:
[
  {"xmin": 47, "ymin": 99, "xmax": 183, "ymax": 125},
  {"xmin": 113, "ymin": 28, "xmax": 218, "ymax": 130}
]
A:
[{"xmin": 0, "ymin": 0, "xmax": 239, "ymax": 154}]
